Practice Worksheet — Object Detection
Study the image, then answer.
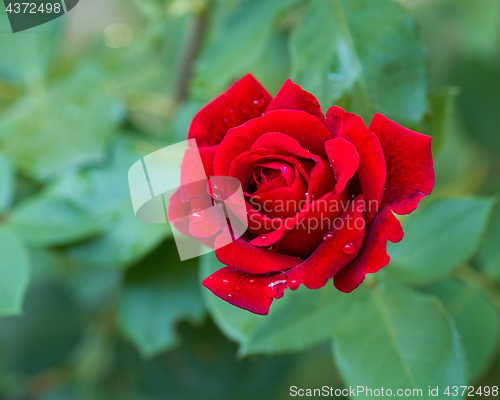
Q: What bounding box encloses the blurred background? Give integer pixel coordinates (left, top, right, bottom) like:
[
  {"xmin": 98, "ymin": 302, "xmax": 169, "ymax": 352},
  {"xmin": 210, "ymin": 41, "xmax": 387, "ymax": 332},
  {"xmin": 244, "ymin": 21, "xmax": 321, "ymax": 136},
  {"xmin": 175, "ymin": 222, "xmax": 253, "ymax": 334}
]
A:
[{"xmin": 0, "ymin": 0, "xmax": 499, "ymax": 399}]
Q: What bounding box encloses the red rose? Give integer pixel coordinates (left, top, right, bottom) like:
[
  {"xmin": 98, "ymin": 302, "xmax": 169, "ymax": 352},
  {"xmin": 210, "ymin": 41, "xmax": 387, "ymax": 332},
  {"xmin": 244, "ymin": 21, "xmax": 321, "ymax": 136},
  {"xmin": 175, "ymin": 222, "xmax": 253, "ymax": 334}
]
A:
[{"xmin": 171, "ymin": 74, "xmax": 434, "ymax": 315}]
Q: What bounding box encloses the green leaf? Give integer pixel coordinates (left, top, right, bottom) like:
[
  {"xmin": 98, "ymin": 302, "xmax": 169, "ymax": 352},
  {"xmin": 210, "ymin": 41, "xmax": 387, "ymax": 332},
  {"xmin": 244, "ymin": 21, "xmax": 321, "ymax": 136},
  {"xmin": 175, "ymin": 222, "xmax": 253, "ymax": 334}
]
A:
[
  {"xmin": 199, "ymin": 251, "xmax": 263, "ymax": 343},
  {"xmin": 0, "ymin": 153, "xmax": 14, "ymax": 213},
  {"xmin": 0, "ymin": 64, "xmax": 121, "ymax": 180},
  {"xmin": 118, "ymin": 241, "xmax": 205, "ymax": 357},
  {"xmin": 424, "ymin": 279, "xmax": 500, "ymax": 382},
  {"xmin": 0, "ymin": 227, "xmax": 30, "ymax": 316},
  {"xmin": 0, "ymin": 283, "xmax": 84, "ymax": 375},
  {"xmin": 385, "ymin": 198, "xmax": 495, "ymax": 284},
  {"xmin": 191, "ymin": 0, "xmax": 301, "ymax": 100},
  {"xmin": 478, "ymin": 202, "xmax": 500, "ymax": 281},
  {"xmin": 240, "ymin": 285, "xmax": 350, "ymax": 355},
  {"xmin": 420, "ymin": 87, "xmax": 459, "ymax": 154},
  {"xmin": 48, "ymin": 137, "xmax": 171, "ymax": 268},
  {"xmin": 290, "ymin": 0, "xmax": 428, "ymax": 125},
  {"xmin": 8, "ymin": 197, "xmax": 101, "ymax": 247},
  {"xmin": 332, "ymin": 285, "xmax": 467, "ymax": 397}
]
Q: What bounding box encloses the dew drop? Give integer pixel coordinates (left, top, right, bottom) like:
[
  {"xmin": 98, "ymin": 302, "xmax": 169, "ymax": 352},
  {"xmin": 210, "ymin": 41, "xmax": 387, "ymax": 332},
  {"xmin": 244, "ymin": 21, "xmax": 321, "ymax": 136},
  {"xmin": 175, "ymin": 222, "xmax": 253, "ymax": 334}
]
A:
[
  {"xmin": 323, "ymin": 231, "xmax": 335, "ymax": 243},
  {"xmin": 265, "ymin": 280, "xmax": 287, "ymax": 298},
  {"xmin": 267, "ymin": 243, "xmax": 278, "ymax": 252},
  {"xmin": 249, "ymin": 279, "xmax": 255, "ymax": 284},
  {"xmin": 189, "ymin": 209, "xmax": 206, "ymax": 224},
  {"xmin": 224, "ymin": 118, "xmax": 228, "ymax": 123},
  {"xmin": 222, "ymin": 278, "xmax": 230, "ymax": 286},
  {"xmin": 265, "ymin": 284, "xmax": 277, "ymax": 298},
  {"xmin": 261, "ymin": 234, "xmax": 268, "ymax": 241},
  {"xmin": 227, "ymin": 294, "xmax": 233, "ymax": 301},
  {"xmin": 288, "ymin": 279, "xmax": 300, "ymax": 290},
  {"xmin": 343, "ymin": 242, "xmax": 355, "ymax": 255}
]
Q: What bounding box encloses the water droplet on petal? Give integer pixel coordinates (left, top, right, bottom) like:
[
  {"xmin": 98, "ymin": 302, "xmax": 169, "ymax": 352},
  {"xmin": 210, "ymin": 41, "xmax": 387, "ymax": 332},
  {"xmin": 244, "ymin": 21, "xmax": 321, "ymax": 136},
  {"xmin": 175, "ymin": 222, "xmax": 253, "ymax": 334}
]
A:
[
  {"xmin": 189, "ymin": 209, "xmax": 206, "ymax": 224},
  {"xmin": 227, "ymin": 294, "xmax": 233, "ymax": 301},
  {"xmin": 323, "ymin": 231, "xmax": 335, "ymax": 243},
  {"xmin": 267, "ymin": 243, "xmax": 278, "ymax": 252},
  {"xmin": 265, "ymin": 284, "xmax": 277, "ymax": 298},
  {"xmin": 288, "ymin": 279, "xmax": 300, "ymax": 290},
  {"xmin": 343, "ymin": 242, "xmax": 355, "ymax": 255},
  {"xmin": 249, "ymin": 279, "xmax": 255, "ymax": 284},
  {"xmin": 222, "ymin": 278, "xmax": 230, "ymax": 286},
  {"xmin": 265, "ymin": 280, "xmax": 287, "ymax": 298},
  {"xmin": 261, "ymin": 235, "xmax": 268, "ymax": 241}
]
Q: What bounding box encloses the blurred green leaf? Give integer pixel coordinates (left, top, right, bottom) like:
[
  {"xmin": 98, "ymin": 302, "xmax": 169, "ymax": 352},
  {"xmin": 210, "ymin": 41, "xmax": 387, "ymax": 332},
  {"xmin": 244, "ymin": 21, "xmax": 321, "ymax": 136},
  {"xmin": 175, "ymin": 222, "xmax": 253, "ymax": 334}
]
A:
[
  {"xmin": 0, "ymin": 153, "xmax": 14, "ymax": 213},
  {"xmin": 0, "ymin": 10, "xmax": 60, "ymax": 83},
  {"xmin": 452, "ymin": 60, "xmax": 500, "ymax": 155},
  {"xmin": 0, "ymin": 283, "xmax": 84, "ymax": 375},
  {"xmin": 290, "ymin": 0, "xmax": 428, "ymax": 125},
  {"xmin": 8, "ymin": 197, "xmax": 100, "ymax": 247},
  {"xmin": 47, "ymin": 137, "xmax": 171, "ymax": 268},
  {"xmin": 332, "ymin": 285, "xmax": 467, "ymax": 397},
  {"xmin": 424, "ymin": 279, "xmax": 500, "ymax": 383},
  {"xmin": 478, "ymin": 202, "xmax": 500, "ymax": 281},
  {"xmin": 199, "ymin": 251, "xmax": 262, "ymax": 343},
  {"xmin": 118, "ymin": 240, "xmax": 205, "ymax": 357},
  {"xmin": 420, "ymin": 87, "xmax": 458, "ymax": 154},
  {"xmin": 191, "ymin": 0, "xmax": 301, "ymax": 99},
  {"xmin": 249, "ymin": 33, "xmax": 292, "ymax": 96},
  {"xmin": 455, "ymin": 0, "xmax": 500, "ymax": 62},
  {"xmin": 0, "ymin": 227, "xmax": 30, "ymax": 316},
  {"xmin": 240, "ymin": 285, "xmax": 350, "ymax": 356},
  {"xmin": 385, "ymin": 198, "xmax": 495, "ymax": 284},
  {"xmin": 0, "ymin": 65, "xmax": 122, "ymax": 180}
]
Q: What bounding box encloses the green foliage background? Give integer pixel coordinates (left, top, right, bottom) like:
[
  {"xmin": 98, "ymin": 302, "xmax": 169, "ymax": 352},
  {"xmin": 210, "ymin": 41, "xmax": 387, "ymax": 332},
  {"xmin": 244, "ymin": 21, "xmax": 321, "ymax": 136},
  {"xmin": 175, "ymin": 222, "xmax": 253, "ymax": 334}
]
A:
[{"xmin": 0, "ymin": 0, "xmax": 499, "ymax": 398}]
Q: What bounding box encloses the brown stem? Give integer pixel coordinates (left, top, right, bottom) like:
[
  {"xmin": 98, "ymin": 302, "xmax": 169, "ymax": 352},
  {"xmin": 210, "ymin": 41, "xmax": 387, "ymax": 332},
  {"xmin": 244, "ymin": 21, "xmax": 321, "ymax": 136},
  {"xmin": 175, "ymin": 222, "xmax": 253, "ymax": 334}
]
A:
[{"xmin": 174, "ymin": 10, "xmax": 207, "ymax": 103}]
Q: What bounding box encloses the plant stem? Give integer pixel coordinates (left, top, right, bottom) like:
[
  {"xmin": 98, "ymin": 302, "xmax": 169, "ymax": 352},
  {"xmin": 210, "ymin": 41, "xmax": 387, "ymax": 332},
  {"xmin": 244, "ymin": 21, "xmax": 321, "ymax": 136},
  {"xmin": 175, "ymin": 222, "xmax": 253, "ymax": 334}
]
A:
[
  {"xmin": 174, "ymin": 10, "xmax": 207, "ymax": 103},
  {"xmin": 454, "ymin": 265, "xmax": 500, "ymax": 311}
]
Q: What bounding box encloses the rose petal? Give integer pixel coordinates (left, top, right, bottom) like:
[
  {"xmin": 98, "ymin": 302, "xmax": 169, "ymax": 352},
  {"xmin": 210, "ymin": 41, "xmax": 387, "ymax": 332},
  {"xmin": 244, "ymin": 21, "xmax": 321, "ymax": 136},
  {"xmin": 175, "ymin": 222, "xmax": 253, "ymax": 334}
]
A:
[
  {"xmin": 326, "ymin": 106, "xmax": 386, "ymax": 223},
  {"xmin": 325, "ymin": 138, "xmax": 360, "ymax": 194},
  {"xmin": 215, "ymin": 231, "xmax": 302, "ymax": 274},
  {"xmin": 180, "ymin": 146, "xmax": 218, "ymax": 202},
  {"xmin": 167, "ymin": 189, "xmax": 218, "ymax": 248},
  {"xmin": 250, "ymin": 132, "xmax": 313, "ymax": 159},
  {"xmin": 333, "ymin": 114, "xmax": 434, "ymax": 293},
  {"xmin": 214, "ymin": 110, "xmax": 333, "ymax": 176},
  {"xmin": 333, "ymin": 208, "xmax": 403, "ymax": 292},
  {"xmin": 203, "ymin": 195, "xmax": 365, "ymax": 315},
  {"xmin": 286, "ymin": 195, "xmax": 366, "ymax": 289},
  {"xmin": 202, "ymin": 267, "xmax": 281, "ymax": 315},
  {"xmin": 370, "ymin": 113, "xmax": 435, "ymax": 215},
  {"xmin": 188, "ymin": 74, "xmax": 271, "ymax": 147},
  {"xmin": 265, "ymin": 79, "xmax": 326, "ymax": 124}
]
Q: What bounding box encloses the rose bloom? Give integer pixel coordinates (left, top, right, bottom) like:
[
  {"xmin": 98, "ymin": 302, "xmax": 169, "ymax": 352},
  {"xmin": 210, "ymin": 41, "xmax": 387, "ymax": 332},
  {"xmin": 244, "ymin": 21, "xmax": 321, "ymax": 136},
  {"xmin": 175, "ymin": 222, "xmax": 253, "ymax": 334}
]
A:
[{"xmin": 169, "ymin": 74, "xmax": 434, "ymax": 315}]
